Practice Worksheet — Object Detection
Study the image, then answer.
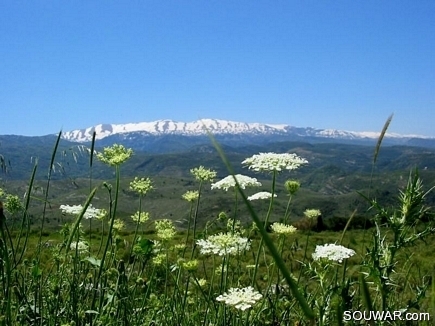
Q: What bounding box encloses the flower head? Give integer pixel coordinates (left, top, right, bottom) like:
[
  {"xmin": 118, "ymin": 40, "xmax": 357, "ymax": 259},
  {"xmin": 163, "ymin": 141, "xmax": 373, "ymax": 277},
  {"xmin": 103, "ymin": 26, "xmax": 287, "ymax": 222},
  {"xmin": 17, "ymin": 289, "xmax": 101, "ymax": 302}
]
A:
[
  {"xmin": 197, "ymin": 278, "xmax": 207, "ymax": 288},
  {"xmin": 182, "ymin": 259, "xmax": 199, "ymax": 271},
  {"xmin": 247, "ymin": 192, "xmax": 277, "ymax": 201},
  {"xmin": 216, "ymin": 286, "xmax": 262, "ymax": 311},
  {"xmin": 304, "ymin": 209, "xmax": 321, "ymax": 219},
  {"xmin": 211, "ymin": 174, "xmax": 261, "ymax": 191},
  {"xmin": 152, "ymin": 253, "xmax": 166, "ymax": 266},
  {"xmin": 96, "ymin": 144, "xmax": 133, "ymax": 166},
  {"xmin": 155, "ymin": 219, "xmax": 176, "ymax": 240},
  {"xmin": 130, "ymin": 177, "xmax": 153, "ymax": 196},
  {"xmin": 112, "ymin": 218, "xmax": 125, "ymax": 231},
  {"xmin": 196, "ymin": 232, "xmax": 250, "ymax": 256},
  {"xmin": 70, "ymin": 241, "xmax": 89, "ymax": 253},
  {"xmin": 285, "ymin": 180, "xmax": 301, "ymax": 195},
  {"xmin": 190, "ymin": 166, "xmax": 217, "ymax": 182},
  {"xmin": 270, "ymin": 222, "xmax": 297, "ymax": 235},
  {"xmin": 60, "ymin": 204, "xmax": 103, "ymax": 220},
  {"xmin": 242, "ymin": 152, "xmax": 308, "ymax": 173},
  {"xmin": 182, "ymin": 190, "xmax": 199, "ymax": 202},
  {"xmin": 5, "ymin": 194, "xmax": 23, "ymax": 214},
  {"xmin": 131, "ymin": 211, "xmax": 150, "ymax": 224},
  {"xmin": 312, "ymin": 244, "xmax": 355, "ymax": 263},
  {"xmin": 227, "ymin": 219, "xmax": 245, "ymax": 235}
]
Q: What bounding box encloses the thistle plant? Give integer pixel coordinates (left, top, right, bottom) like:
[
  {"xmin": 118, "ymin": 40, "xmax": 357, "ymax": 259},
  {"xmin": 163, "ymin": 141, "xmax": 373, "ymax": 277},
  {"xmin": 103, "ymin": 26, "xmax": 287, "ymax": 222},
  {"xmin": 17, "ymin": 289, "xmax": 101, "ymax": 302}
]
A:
[{"xmin": 360, "ymin": 169, "xmax": 435, "ymax": 314}]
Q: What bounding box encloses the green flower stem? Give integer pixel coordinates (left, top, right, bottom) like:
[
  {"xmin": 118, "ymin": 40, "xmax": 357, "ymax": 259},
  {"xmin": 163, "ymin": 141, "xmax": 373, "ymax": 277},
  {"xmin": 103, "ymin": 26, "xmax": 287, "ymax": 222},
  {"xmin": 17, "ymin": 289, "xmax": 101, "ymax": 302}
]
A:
[
  {"xmin": 91, "ymin": 164, "xmax": 121, "ymax": 316},
  {"xmin": 183, "ymin": 201, "xmax": 195, "ymax": 258},
  {"xmin": 130, "ymin": 195, "xmax": 143, "ymax": 260},
  {"xmin": 283, "ymin": 194, "xmax": 293, "ymax": 225},
  {"xmin": 191, "ymin": 181, "xmax": 203, "ymax": 259},
  {"xmin": 251, "ymin": 170, "xmax": 276, "ymax": 286}
]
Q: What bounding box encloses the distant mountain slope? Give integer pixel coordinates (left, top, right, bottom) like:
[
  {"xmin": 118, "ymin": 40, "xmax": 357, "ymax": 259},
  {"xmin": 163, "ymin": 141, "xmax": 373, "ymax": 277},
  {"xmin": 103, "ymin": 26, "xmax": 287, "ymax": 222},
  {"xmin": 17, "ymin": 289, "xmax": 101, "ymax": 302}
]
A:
[{"xmin": 1, "ymin": 134, "xmax": 435, "ymax": 182}]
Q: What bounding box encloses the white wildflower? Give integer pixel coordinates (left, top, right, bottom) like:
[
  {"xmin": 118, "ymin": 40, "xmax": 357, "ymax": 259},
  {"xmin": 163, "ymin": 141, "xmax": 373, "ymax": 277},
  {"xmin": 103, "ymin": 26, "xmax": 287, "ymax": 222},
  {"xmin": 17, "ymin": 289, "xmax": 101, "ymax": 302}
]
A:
[
  {"xmin": 197, "ymin": 278, "xmax": 207, "ymax": 288},
  {"xmin": 312, "ymin": 244, "xmax": 355, "ymax": 263},
  {"xmin": 190, "ymin": 166, "xmax": 217, "ymax": 182},
  {"xmin": 131, "ymin": 211, "xmax": 150, "ymax": 224},
  {"xmin": 60, "ymin": 204, "xmax": 103, "ymax": 219},
  {"xmin": 216, "ymin": 286, "xmax": 262, "ymax": 311},
  {"xmin": 196, "ymin": 232, "xmax": 250, "ymax": 256},
  {"xmin": 96, "ymin": 144, "xmax": 133, "ymax": 166},
  {"xmin": 182, "ymin": 190, "xmax": 199, "ymax": 202},
  {"xmin": 70, "ymin": 241, "xmax": 89, "ymax": 253},
  {"xmin": 247, "ymin": 192, "xmax": 277, "ymax": 201},
  {"xmin": 155, "ymin": 219, "xmax": 176, "ymax": 240},
  {"xmin": 242, "ymin": 152, "xmax": 308, "ymax": 173},
  {"xmin": 304, "ymin": 209, "xmax": 321, "ymax": 219},
  {"xmin": 211, "ymin": 174, "xmax": 261, "ymax": 191},
  {"xmin": 270, "ymin": 222, "xmax": 297, "ymax": 235}
]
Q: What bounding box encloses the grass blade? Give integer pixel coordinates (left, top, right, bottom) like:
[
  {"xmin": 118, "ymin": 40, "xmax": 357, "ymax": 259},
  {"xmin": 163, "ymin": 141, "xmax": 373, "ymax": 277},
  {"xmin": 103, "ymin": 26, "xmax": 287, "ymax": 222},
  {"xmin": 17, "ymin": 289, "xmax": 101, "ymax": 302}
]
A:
[
  {"xmin": 89, "ymin": 131, "xmax": 96, "ymax": 168},
  {"xmin": 360, "ymin": 273, "xmax": 374, "ymax": 312},
  {"xmin": 373, "ymin": 113, "xmax": 393, "ymax": 164}
]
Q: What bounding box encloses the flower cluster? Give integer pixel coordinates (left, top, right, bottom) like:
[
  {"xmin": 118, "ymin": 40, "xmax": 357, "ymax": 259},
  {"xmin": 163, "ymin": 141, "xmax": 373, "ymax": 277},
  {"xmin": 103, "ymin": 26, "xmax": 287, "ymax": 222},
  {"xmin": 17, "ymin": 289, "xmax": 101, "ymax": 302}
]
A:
[
  {"xmin": 285, "ymin": 179, "xmax": 301, "ymax": 195},
  {"xmin": 216, "ymin": 286, "xmax": 263, "ymax": 311},
  {"xmin": 155, "ymin": 219, "xmax": 176, "ymax": 241},
  {"xmin": 130, "ymin": 177, "xmax": 153, "ymax": 196},
  {"xmin": 196, "ymin": 232, "xmax": 250, "ymax": 256},
  {"xmin": 312, "ymin": 244, "xmax": 356, "ymax": 263},
  {"xmin": 190, "ymin": 166, "xmax": 217, "ymax": 182},
  {"xmin": 242, "ymin": 152, "xmax": 308, "ymax": 173},
  {"xmin": 181, "ymin": 259, "xmax": 199, "ymax": 271},
  {"xmin": 112, "ymin": 218, "xmax": 125, "ymax": 231},
  {"xmin": 131, "ymin": 211, "xmax": 150, "ymax": 224},
  {"xmin": 60, "ymin": 204, "xmax": 104, "ymax": 220},
  {"xmin": 70, "ymin": 241, "xmax": 89, "ymax": 253},
  {"xmin": 227, "ymin": 218, "xmax": 245, "ymax": 235},
  {"xmin": 304, "ymin": 209, "xmax": 321, "ymax": 219},
  {"xmin": 211, "ymin": 174, "xmax": 261, "ymax": 191},
  {"xmin": 247, "ymin": 192, "xmax": 277, "ymax": 201},
  {"xmin": 270, "ymin": 222, "xmax": 297, "ymax": 235},
  {"xmin": 96, "ymin": 144, "xmax": 133, "ymax": 166},
  {"xmin": 182, "ymin": 190, "xmax": 199, "ymax": 202},
  {"xmin": 4, "ymin": 194, "xmax": 23, "ymax": 214},
  {"xmin": 152, "ymin": 253, "xmax": 166, "ymax": 266}
]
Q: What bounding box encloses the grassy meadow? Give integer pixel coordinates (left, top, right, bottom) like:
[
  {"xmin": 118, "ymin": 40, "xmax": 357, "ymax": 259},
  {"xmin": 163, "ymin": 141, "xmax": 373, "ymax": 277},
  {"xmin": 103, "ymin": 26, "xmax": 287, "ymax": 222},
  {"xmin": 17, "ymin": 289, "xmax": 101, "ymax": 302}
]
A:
[{"xmin": 0, "ymin": 130, "xmax": 435, "ymax": 325}]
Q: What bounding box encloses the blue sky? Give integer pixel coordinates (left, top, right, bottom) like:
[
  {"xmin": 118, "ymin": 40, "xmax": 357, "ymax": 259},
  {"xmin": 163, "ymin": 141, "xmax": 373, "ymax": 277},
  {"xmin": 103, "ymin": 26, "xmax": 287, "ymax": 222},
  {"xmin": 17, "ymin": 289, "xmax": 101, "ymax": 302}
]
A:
[{"xmin": 1, "ymin": 1, "xmax": 434, "ymax": 137}]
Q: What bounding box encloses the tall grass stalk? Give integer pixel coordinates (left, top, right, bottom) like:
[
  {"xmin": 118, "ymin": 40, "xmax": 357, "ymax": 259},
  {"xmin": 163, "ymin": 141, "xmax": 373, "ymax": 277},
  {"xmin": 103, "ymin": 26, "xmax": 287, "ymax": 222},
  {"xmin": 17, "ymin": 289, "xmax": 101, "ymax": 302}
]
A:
[{"xmin": 37, "ymin": 131, "xmax": 62, "ymax": 258}]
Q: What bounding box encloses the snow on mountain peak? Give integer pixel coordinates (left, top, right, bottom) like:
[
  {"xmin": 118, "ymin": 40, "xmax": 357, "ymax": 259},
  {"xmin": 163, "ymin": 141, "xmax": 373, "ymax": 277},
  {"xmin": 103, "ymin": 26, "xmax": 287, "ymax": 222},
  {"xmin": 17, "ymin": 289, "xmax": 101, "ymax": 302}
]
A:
[
  {"xmin": 61, "ymin": 118, "xmax": 430, "ymax": 143},
  {"xmin": 62, "ymin": 119, "xmax": 289, "ymax": 142}
]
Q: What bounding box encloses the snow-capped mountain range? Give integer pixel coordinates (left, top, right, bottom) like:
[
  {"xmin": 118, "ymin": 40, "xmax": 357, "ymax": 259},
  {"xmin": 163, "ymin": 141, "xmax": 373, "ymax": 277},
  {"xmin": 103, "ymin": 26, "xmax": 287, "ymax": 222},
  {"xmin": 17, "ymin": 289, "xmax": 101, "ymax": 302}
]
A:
[{"xmin": 61, "ymin": 118, "xmax": 429, "ymax": 143}]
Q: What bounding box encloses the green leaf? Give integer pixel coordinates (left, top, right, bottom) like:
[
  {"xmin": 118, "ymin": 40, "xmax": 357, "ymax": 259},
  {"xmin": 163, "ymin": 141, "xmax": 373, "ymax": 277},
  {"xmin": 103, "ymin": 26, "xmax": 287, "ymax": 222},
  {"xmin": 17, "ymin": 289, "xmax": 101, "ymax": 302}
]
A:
[{"xmin": 83, "ymin": 256, "xmax": 101, "ymax": 267}]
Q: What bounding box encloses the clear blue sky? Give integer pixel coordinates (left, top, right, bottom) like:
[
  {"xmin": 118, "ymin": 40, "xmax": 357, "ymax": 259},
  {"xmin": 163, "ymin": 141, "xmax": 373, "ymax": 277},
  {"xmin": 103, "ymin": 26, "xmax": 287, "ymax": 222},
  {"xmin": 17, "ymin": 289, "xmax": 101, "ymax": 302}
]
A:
[{"xmin": 1, "ymin": 1, "xmax": 434, "ymax": 137}]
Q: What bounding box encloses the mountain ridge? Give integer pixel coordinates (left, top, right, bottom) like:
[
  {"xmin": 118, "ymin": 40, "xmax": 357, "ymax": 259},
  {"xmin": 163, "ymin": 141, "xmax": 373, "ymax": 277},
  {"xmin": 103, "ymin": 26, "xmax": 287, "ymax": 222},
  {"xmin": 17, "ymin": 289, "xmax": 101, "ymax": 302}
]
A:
[{"xmin": 61, "ymin": 118, "xmax": 433, "ymax": 143}]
